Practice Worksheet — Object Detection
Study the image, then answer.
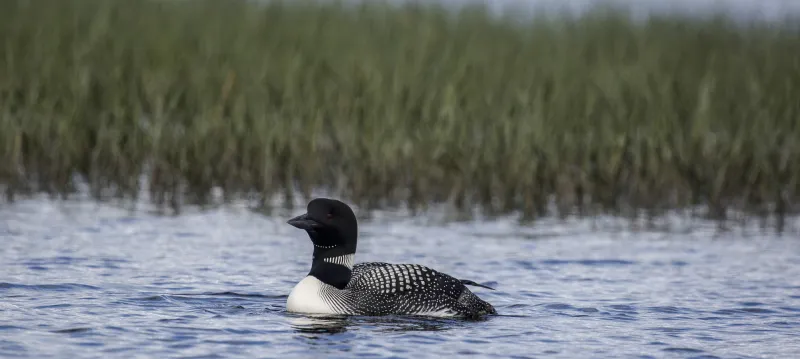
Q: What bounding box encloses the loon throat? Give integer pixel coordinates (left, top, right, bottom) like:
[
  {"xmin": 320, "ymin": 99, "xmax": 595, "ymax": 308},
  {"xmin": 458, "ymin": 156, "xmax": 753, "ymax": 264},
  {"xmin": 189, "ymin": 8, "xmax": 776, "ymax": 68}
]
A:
[{"xmin": 307, "ymin": 249, "xmax": 354, "ymax": 290}]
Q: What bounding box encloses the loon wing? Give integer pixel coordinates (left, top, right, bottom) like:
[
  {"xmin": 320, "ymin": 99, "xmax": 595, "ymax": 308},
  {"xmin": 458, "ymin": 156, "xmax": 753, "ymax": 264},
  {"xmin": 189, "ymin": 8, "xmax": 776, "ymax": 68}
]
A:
[
  {"xmin": 459, "ymin": 279, "xmax": 495, "ymax": 290},
  {"xmin": 344, "ymin": 262, "xmax": 496, "ymax": 317},
  {"xmin": 352, "ymin": 263, "xmax": 496, "ymax": 290}
]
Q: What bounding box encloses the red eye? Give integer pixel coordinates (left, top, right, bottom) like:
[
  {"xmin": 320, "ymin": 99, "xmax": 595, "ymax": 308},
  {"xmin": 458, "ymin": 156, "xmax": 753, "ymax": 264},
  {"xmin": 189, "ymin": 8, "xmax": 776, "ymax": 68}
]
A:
[{"xmin": 326, "ymin": 213, "xmax": 333, "ymax": 219}]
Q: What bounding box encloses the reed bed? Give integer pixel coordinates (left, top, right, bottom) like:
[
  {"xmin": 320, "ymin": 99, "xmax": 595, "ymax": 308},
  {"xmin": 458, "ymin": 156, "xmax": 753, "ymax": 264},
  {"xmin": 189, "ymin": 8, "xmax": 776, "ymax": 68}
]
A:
[{"xmin": 1, "ymin": 0, "xmax": 799, "ymax": 226}]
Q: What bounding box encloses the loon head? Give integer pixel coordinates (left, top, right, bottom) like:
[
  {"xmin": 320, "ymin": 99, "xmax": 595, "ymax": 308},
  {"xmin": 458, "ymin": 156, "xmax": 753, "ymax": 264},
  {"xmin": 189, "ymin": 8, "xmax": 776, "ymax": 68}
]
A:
[{"xmin": 287, "ymin": 197, "xmax": 358, "ymax": 260}]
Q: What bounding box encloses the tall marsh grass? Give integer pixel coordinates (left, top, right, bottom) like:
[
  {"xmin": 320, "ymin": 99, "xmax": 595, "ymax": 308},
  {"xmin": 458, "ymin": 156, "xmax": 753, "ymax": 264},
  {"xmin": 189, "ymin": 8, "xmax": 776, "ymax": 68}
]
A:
[{"xmin": 1, "ymin": 0, "xmax": 799, "ymax": 226}]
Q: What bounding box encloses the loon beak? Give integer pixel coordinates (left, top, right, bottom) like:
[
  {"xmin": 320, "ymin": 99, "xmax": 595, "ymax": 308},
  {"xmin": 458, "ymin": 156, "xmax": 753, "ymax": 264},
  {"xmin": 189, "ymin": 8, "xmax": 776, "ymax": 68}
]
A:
[{"xmin": 287, "ymin": 213, "xmax": 322, "ymax": 230}]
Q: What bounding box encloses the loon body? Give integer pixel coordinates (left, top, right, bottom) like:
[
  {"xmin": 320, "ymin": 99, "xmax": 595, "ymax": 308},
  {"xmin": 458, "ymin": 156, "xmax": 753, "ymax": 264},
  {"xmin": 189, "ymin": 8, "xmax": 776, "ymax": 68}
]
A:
[{"xmin": 285, "ymin": 198, "xmax": 496, "ymax": 318}]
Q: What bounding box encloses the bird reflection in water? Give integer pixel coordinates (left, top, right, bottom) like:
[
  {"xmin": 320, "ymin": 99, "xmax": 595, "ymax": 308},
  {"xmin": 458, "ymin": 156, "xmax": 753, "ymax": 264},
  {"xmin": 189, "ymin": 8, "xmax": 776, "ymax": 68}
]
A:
[
  {"xmin": 290, "ymin": 315, "xmax": 350, "ymax": 334},
  {"xmin": 289, "ymin": 313, "xmax": 485, "ymax": 336}
]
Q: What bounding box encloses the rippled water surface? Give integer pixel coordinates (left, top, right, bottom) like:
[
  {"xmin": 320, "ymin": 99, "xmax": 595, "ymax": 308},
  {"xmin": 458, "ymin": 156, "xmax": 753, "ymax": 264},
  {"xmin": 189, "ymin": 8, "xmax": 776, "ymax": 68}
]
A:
[{"xmin": 2, "ymin": 199, "xmax": 800, "ymax": 358}]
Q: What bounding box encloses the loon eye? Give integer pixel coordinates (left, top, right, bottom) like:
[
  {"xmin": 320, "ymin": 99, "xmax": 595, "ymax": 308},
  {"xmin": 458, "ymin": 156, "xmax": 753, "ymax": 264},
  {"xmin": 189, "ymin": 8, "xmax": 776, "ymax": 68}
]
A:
[{"xmin": 326, "ymin": 212, "xmax": 334, "ymax": 220}]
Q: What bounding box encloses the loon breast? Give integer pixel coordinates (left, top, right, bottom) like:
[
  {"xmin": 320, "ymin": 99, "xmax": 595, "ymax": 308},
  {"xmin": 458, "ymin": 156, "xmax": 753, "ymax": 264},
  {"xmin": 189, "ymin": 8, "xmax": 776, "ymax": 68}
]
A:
[{"xmin": 286, "ymin": 276, "xmax": 337, "ymax": 314}]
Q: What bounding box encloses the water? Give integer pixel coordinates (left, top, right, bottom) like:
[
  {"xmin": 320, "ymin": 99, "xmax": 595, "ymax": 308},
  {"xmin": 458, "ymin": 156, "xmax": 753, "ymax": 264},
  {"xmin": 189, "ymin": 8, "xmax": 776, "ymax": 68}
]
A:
[
  {"xmin": 2, "ymin": 198, "xmax": 799, "ymax": 359},
  {"xmin": 408, "ymin": 0, "xmax": 800, "ymax": 21}
]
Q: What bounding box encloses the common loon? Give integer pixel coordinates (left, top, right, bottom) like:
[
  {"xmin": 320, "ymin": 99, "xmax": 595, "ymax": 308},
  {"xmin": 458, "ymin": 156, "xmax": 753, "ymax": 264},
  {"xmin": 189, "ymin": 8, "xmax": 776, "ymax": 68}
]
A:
[{"xmin": 285, "ymin": 198, "xmax": 497, "ymax": 319}]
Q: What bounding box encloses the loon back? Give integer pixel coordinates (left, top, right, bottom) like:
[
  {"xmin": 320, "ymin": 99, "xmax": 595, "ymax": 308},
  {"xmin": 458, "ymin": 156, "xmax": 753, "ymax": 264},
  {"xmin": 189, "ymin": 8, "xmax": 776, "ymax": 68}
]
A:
[
  {"xmin": 345, "ymin": 262, "xmax": 495, "ymax": 317},
  {"xmin": 285, "ymin": 198, "xmax": 496, "ymax": 318}
]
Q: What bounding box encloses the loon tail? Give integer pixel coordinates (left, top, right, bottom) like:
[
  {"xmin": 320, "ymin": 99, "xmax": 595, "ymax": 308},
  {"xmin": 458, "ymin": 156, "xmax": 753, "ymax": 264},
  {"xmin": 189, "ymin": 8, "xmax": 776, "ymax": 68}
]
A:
[{"xmin": 460, "ymin": 279, "xmax": 495, "ymax": 291}]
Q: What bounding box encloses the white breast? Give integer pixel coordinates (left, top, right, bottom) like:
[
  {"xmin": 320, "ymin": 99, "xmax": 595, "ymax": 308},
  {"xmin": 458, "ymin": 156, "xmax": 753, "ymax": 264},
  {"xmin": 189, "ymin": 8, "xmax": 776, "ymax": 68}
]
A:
[{"xmin": 286, "ymin": 276, "xmax": 338, "ymax": 314}]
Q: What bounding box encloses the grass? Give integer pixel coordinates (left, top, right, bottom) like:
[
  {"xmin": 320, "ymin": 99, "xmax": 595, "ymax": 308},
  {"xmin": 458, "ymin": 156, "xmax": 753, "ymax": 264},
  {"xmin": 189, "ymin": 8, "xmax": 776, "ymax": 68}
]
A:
[{"xmin": 1, "ymin": 0, "xmax": 799, "ymax": 228}]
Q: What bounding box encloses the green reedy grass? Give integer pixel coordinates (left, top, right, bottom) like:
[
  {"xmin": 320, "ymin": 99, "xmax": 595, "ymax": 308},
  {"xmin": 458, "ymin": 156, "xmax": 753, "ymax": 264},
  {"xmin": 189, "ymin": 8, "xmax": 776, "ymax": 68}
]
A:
[{"xmin": 1, "ymin": 0, "xmax": 799, "ymax": 226}]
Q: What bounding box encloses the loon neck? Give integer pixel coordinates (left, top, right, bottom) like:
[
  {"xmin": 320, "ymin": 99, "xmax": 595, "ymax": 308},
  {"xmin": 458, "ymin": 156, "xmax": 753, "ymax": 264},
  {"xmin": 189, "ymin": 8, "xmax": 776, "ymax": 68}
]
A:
[{"xmin": 308, "ymin": 249, "xmax": 355, "ymax": 290}]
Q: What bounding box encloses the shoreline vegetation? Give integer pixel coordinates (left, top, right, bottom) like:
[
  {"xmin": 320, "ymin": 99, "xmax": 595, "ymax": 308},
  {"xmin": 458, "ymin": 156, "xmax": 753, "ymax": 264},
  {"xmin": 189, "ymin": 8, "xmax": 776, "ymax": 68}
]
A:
[{"xmin": 1, "ymin": 0, "xmax": 799, "ymax": 228}]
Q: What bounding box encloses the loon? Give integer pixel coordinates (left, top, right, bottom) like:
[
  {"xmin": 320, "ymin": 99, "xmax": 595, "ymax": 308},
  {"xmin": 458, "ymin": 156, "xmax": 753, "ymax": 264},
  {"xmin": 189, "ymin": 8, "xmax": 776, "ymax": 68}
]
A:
[{"xmin": 285, "ymin": 198, "xmax": 497, "ymax": 319}]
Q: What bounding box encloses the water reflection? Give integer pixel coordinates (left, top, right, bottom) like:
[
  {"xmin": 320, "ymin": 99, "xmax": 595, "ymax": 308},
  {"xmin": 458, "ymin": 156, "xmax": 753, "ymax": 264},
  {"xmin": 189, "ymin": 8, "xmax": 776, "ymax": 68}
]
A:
[
  {"xmin": 289, "ymin": 313, "xmax": 483, "ymax": 335},
  {"xmin": 366, "ymin": 316, "xmax": 468, "ymax": 333},
  {"xmin": 289, "ymin": 315, "xmax": 350, "ymax": 334}
]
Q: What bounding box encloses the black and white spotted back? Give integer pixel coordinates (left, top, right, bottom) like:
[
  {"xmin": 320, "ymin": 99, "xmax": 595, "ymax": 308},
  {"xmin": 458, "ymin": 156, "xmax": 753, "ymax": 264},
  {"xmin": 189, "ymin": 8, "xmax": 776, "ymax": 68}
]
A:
[{"xmin": 338, "ymin": 262, "xmax": 496, "ymax": 317}]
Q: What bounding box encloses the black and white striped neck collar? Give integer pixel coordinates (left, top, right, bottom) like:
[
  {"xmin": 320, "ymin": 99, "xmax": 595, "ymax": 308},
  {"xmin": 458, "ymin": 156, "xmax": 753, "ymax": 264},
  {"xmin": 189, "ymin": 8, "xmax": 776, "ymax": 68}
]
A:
[{"xmin": 322, "ymin": 254, "xmax": 355, "ymax": 270}]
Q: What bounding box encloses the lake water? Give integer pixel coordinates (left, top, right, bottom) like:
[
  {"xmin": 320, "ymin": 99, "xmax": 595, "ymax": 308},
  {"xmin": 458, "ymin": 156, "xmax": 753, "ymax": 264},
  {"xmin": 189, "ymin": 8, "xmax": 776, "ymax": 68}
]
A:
[
  {"xmin": 1, "ymin": 198, "xmax": 799, "ymax": 358},
  {"xmin": 407, "ymin": 0, "xmax": 800, "ymax": 21}
]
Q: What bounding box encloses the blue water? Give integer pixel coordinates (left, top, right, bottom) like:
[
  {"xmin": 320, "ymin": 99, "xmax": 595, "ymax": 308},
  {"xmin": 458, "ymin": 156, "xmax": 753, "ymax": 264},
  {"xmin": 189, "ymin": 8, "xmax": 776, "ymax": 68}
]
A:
[{"xmin": 1, "ymin": 198, "xmax": 799, "ymax": 358}]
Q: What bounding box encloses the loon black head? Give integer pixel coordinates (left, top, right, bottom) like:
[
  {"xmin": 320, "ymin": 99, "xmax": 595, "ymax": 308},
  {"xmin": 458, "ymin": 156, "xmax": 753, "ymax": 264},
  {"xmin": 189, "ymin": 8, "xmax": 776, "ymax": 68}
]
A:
[
  {"xmin": 287, "ymin": 198, "xmax": 358, "ymax": 253},
  {"xmin": 287, "ymin": 198, "xmax": 358, "ymax": 288}
]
